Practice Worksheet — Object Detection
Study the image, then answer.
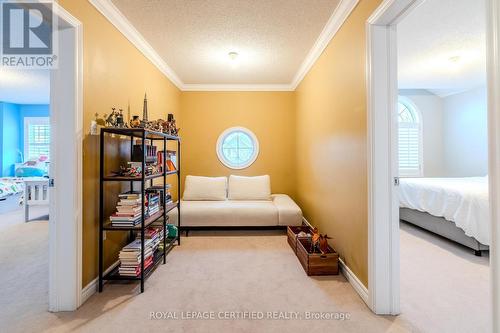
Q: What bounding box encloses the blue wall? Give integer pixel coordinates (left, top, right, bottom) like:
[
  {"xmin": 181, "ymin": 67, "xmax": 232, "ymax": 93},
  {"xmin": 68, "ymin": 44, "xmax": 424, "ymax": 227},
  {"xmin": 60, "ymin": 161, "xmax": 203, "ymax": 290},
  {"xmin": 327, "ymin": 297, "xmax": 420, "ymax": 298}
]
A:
[{"xmin": 0, "ymin": 102, "xmax": 50, "ymax": 176}]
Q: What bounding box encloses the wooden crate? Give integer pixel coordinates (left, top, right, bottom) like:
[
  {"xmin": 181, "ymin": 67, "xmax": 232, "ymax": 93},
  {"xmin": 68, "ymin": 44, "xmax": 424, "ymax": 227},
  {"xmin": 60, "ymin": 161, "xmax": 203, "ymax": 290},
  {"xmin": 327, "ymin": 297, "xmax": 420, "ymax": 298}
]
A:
[
  {"xmin": 287, "ymin": 225, "xmax": 313, "ymax": 253},
  {"xmin": 296, "ymin": 238, "xmax": 339, "ymax": 276}
]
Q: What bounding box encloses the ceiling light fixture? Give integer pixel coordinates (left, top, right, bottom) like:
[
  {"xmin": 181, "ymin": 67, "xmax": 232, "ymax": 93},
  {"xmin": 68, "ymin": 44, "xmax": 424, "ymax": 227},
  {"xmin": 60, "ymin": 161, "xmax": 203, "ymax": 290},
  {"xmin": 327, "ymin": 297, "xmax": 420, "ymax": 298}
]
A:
[
  {"xmin": 448, "ymin": 55, "xmax": 461, "ymax": 63},
  {"xmin": 228, "ymin": 51, "xmax": 239, "ymax": 61}
]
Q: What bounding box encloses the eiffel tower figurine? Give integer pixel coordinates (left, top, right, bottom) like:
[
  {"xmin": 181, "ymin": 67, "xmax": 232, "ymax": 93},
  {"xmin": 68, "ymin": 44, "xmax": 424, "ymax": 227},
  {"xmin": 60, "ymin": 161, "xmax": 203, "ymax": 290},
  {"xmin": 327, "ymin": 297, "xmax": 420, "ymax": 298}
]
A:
[
  {"xmin": 142, "ymin": 93, "xmax": 148, "ymax": 122},
  {"xmin": 141, "ymin": 93, "xmax": 149, "ymax": 128}
]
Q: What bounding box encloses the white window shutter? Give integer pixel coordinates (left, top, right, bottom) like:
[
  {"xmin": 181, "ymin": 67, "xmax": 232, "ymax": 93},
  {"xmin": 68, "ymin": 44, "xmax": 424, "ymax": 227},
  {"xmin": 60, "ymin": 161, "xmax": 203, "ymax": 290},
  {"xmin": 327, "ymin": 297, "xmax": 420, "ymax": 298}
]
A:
[{"xmin": 398, "ymin": 123, "xmax": 421, "ymax": 177}]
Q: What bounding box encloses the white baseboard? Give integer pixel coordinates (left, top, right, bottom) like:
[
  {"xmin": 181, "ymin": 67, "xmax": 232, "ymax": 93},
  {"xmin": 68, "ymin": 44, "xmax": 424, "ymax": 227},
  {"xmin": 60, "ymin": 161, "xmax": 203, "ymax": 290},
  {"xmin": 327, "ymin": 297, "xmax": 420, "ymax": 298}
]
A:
[
  {"xmin": 80, "ymin": 261, "xmax": 119, "ymax": 305},
  {"xmin": 302, "ymin": 217, "xmax": 313, "ymax": 228},
  {"xmin": 339, "ymin": 258, "xmax": 369, "ymax": 305}
]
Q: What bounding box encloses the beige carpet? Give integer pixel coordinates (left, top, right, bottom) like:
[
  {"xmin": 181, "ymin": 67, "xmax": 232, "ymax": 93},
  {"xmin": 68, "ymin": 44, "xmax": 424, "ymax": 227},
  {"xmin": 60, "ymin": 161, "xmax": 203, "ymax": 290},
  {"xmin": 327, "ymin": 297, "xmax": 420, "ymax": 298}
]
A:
[
  {"xmin": 0, "ymin": 213, "xmax": 490, "ymax": 333},
  {"xmin": 399, "ymin": 221, "xmax": 490, "ymax": 333},
  {"xmin": 0, "ymin": 206, "xmax": 50, "ymax": 333}
]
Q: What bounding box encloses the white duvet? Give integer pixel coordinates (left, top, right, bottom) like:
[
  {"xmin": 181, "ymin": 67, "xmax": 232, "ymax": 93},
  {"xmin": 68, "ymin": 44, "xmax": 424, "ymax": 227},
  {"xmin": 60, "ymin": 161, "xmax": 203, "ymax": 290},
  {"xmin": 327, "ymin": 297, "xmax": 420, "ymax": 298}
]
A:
[{"xmin": 399, "ymin": 177, "xmax": 490, "ymax": 245}]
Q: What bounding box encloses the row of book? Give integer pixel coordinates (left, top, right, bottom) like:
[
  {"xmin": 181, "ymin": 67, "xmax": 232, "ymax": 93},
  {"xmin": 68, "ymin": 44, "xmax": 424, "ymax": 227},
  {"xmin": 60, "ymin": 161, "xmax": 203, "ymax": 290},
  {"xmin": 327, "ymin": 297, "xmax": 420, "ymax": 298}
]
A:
[
  {"xmin": 109, "ymin": 187, "xmax": 174, "ymax": 227},
  {"xmin": 118, "ymin": 225, "xmax": 165, "ymax": 277}
]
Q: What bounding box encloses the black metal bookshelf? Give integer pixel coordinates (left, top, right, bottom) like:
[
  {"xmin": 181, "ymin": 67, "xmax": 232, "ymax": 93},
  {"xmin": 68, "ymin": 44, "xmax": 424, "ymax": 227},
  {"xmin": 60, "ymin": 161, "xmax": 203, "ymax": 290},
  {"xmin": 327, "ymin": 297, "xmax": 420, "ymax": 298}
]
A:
[{"xmin": 98, "ymin": 127, "xmax": 181, "ymax": 293}]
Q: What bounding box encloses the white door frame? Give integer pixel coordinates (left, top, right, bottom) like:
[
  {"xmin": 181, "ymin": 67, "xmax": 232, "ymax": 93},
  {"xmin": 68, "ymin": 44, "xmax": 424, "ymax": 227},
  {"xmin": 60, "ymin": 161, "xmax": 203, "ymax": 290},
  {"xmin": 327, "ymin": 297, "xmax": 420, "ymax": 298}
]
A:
[
  {"xmin": 48, "ymin": 4, "xmax": 83, "ymax": 312},
  {"xmin": 487, "ymin": 0, "xmax": 500, "ymax": 331},
  {"xmin": 366, "ymin": 0, "xmax": 499, "ymax": 321}
]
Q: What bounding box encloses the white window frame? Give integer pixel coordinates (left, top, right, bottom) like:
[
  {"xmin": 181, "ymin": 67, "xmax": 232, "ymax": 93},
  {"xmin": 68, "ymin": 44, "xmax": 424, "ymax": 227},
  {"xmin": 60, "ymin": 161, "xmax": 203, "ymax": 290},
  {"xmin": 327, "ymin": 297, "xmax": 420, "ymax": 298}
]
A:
[
  {"xmin": 24, "ymin": 116, "xmax": 50, "ymax": 161},
  {"xmin": 216, "ymin": 126, "xmax": 259, "ymax": 169},
  {"xmin": 397, "ymin": 96, "xmax": 423, "ymax": 177}
]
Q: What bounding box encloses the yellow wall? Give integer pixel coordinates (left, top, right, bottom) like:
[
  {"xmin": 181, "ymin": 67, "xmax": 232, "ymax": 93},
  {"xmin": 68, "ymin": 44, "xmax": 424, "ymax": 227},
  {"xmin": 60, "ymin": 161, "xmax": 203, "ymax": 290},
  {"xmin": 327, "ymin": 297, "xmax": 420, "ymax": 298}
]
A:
[
  {"xmin": 60, "ymin": 0, "xmax": 382, "ymax": 288},
  {"xmin": 59, "ymin": 0, "xmax": 181, "ymax": 286},
  {"xmin": 180, "ymin": 92, "xmax": 296, "ymax": 198},
  {"xmin": 295, "ymin": 0, "xmax": 383, "ymax": 287}
]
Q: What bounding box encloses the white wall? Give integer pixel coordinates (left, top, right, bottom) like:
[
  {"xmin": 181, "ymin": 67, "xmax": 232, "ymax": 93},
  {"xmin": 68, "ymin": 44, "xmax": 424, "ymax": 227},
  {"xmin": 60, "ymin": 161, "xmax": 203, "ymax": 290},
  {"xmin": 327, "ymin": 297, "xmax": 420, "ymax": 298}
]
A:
[
  {"xmin": 442, "ymin": 86, "xmax": 488, "ymax": 176},
  {"xmin": 398, "ymin": 89, "xmax": 445, "ymax": 177}
]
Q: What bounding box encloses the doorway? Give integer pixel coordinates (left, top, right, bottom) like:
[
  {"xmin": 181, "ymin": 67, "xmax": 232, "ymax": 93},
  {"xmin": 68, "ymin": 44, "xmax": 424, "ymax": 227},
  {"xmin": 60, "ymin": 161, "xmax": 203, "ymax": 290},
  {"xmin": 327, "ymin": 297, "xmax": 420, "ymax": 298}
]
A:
[
  {"xmin": 0, "ymin": 3, "xmax": 83, "ymax": 314},
  {"xmin": 366, "ymin": 1, "xmax": 499, "ymax": 330}
]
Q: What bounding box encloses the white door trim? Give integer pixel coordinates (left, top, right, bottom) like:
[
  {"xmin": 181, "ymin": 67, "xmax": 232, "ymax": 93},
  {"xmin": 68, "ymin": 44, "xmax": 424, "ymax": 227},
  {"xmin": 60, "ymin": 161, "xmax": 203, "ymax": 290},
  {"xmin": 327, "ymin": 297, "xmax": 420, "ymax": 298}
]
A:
[
  {"xmin": 367, "ymin": 0, "xmax": 499, "ymax": 322},
  {"xmin": 487, "ymin": 0, "xmax": 500, "ymax": 331},
  {"xmin": 366, "ymin": 0, "xmax": 422, "ymax": 315},
  {"xmin": 48, "ymin": 4, "xmax": 83, "ymax": 312}
]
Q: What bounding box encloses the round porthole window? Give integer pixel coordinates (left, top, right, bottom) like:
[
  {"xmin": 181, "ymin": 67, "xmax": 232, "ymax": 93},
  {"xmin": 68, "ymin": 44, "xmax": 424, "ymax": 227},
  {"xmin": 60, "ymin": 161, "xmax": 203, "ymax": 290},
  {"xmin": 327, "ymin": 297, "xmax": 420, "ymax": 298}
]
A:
[{"xmin": 216, "ymin": 127, "xmax": 259, "ymax": 169}]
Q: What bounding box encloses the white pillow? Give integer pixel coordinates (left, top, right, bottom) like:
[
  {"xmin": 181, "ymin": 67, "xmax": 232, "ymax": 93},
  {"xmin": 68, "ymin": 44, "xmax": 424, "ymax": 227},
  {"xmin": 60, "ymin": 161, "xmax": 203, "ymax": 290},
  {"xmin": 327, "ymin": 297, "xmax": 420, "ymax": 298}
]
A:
[
  {"xmin": 228, "ymin": 175, "xmax": 271, "ymax": 200},
  {"xmin": 183, "ymin": 176, "xmax": 227, "ymax": 201}
]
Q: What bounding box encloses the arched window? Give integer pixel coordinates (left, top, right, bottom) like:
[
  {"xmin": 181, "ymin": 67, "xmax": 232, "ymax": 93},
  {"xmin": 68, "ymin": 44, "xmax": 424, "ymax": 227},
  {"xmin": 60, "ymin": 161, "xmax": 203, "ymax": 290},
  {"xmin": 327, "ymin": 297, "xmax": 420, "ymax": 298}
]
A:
[{"xmin": 398, "ymin": 97, "xmax": 422, "ymax": 177}]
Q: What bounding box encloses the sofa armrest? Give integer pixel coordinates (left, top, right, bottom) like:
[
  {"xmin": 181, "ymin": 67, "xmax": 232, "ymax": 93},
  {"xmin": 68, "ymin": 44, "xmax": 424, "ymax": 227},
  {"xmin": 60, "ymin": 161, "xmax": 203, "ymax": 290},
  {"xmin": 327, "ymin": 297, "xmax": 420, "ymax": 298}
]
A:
[{"xmin": 272, "ymin": 194, "xmax": 302, "ymax": 226}]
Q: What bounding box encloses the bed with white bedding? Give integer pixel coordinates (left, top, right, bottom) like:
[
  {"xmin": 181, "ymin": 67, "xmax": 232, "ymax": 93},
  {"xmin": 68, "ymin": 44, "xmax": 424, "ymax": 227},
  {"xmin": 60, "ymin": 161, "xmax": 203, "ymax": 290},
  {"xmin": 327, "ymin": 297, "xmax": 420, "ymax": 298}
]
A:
[{"xmin": 399, "ymin": 177, "xmax": 489, "ymax": 254}]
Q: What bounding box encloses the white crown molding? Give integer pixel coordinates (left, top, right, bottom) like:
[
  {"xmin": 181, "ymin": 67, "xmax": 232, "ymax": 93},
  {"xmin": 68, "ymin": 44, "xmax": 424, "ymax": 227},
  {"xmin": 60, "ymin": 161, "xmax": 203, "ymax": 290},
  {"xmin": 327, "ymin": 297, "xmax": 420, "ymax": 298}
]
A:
[
  {"xmin": 88, "ymin": 0, "xmax": 357, "ymax": 91},
  {"xmin": 182, "ymin": 84, "xmax": 293, "ymax": 92},
  {"xmin": 88, "ymin": 0, "xmax": 184, "ymax": 89},
  {"xmin": 290, "ymin": 0, "xmax": 360, "ymax": 90}
]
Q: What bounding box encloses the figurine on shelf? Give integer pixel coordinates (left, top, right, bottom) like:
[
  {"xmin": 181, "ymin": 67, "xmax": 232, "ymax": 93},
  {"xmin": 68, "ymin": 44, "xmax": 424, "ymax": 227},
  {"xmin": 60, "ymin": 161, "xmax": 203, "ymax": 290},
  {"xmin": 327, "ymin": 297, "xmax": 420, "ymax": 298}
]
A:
[
  {"xmin": 140, "ymin": 93, "xmax": 149, "ymax": 128},
  {"xmin": 116, "ymin": 108, "xmax": 126, "ymax": 128},
  {"xmin": 110, "ymin": 163, "xmax": 142, "ymax": 178},
  {"xmin": 130, "ymin": 115, "xmax": 141, "ymax": 128},
  {"xmin": 164, "ymin": 113, "xmax": 179, "ymax": 136},
  {"xmin": 105, "ymin": 107, "xmax": 121, "ymax": 127},
  {"xmin": 94, "ymin": 112, "xmax": 106, "ymax": 126}
]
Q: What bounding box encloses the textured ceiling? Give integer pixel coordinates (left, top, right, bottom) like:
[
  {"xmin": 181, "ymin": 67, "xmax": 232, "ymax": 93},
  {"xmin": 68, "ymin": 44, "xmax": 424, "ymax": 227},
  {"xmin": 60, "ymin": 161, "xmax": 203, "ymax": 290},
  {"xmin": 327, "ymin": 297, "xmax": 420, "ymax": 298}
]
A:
[
  {"xmin": 0, "ymin": 68, "xmax": 49, "ymax": 104},
  {"xmin": 397, "ymin": 0, "xmax": 486, "ymax": 96},
  {"xmin": 111, "ymin": 0, "xmax": 340, "ymax": 85}
]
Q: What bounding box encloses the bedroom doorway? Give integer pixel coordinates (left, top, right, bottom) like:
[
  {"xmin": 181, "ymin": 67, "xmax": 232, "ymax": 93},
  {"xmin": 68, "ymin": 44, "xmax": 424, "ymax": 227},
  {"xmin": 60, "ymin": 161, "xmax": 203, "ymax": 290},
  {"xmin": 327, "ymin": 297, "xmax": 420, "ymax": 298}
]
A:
[
  {"xmin": 367, "ymin": 0, "xmax": 500, "ymax": 329},
  {"xmin": 396, "ymin": 0, "xmax": 489, "ymax": 331},
  {"xmin": 0, "ymin": 68, "xmax": 52, "ymax": 321},
  {"xmin": 0, "ymin": 3, "xmax": 83, "ymax": 314}
]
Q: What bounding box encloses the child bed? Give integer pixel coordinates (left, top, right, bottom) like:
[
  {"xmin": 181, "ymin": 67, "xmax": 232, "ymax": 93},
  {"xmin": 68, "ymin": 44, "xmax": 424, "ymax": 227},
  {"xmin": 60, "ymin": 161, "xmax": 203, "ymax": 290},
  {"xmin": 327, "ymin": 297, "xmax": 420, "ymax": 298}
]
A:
[
  {"xmin": 0, "ymin": 177, "xmax": 49, "ymax": 221},
  {"xmin": 23, "ymin": 177, "xmax": 49, "ymax": 222},
  {"xmin": 399, "ymin": 177, "xmax": 489, "ymax": 255}
]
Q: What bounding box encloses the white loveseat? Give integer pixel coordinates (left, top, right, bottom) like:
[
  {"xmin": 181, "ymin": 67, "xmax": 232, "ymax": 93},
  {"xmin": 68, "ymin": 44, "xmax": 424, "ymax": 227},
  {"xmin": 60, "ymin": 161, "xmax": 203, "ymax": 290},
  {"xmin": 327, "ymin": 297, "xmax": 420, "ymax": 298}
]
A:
[{"xmin": 168, "ymin": 175, "xmax": 302, "ymax": 227}]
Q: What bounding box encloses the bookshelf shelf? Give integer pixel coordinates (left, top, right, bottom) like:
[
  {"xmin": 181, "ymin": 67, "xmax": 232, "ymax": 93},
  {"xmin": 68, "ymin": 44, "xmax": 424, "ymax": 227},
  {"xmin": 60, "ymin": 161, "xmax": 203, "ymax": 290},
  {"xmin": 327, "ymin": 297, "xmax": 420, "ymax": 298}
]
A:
[
  {"xmin": 102, "ymin": 237, "xmax": 178, "ymax": 281},
  {"xmin": 102, "ymin": 202, "xmax": 178, "ymax": 231},
  {"xmin": 102, "ymin": 172, "xmax": 165, "ymax": 182},
  {"xmin": 103, "ymin": 209, "xmax": 165, "ymax": 231},
  {"xmin": 99, "ymin": 127, "xmax": 181, "ymax": 293}
]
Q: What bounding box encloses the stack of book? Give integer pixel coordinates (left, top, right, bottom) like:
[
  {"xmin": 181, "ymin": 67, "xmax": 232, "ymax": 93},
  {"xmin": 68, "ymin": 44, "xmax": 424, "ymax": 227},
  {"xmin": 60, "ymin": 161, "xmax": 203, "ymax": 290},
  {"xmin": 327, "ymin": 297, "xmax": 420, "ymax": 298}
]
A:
[
  {"xmin": 137, "ymin": 224, "xmax": 164, "ymax": 252},
  {"xmin": 147, "ymin": 193, "xmax": 160, "ymax": 217},
  {"xmin": 118, "ymin": 225, "xmax": 165, "ymax": 277},
  {"xmin": 118, "ymin": 239, "xmax": 154, "ymax": 277},
  {"xmin": 110, "ymin": 192, "xmax": 142, "ymax": 227}
]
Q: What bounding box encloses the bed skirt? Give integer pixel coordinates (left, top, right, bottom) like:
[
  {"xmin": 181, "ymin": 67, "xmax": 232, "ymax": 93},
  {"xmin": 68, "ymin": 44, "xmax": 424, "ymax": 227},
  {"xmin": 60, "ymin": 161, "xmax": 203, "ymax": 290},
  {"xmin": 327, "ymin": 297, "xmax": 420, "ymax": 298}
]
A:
[{"xmin": 400, "ymin": 208, "xmax": 489, "ymax": 253}]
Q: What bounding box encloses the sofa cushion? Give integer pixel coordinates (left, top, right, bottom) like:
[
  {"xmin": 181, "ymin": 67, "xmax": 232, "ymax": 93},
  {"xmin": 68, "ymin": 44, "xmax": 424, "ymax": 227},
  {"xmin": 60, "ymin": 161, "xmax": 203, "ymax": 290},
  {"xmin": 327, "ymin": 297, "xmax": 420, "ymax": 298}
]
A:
[
  {"xmin": 183, "ymin": 176, "xmax": 227, "ymax": 201},
  {"xmin": 171, "ymin": 200, "xmax": 278, "ymax": 227},
  {"xmin": 167, "ymin": 194, "xmax": 303, "ymax": 227},
  {"xmin": 228, "ymin": 175, "xmax": 271, "ymax": 200}
]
